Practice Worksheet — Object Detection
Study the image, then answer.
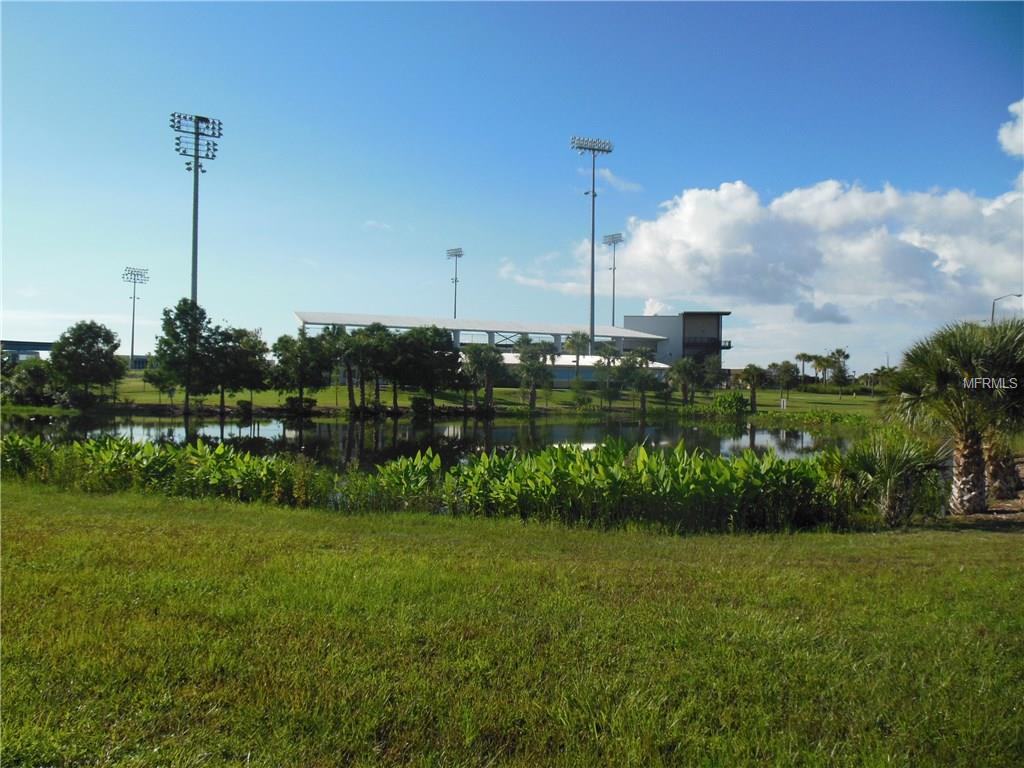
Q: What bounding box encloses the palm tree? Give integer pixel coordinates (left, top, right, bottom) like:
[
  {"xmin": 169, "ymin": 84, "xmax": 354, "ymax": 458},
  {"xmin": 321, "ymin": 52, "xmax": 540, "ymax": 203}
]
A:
[
  {"xmin": 812, "ymin": 355, "xmax": 830, "ymax": 385},
  {"xmin": 463, "ymin": 344, "xmax": 507, "ymax": 413},
  {"xmin": 983, "ymin": 319, "xmax": 1024, "ymax": 499},
  {"xmin": 593, "ymin": 342, "xmax": 620, "ymax": 410},
  {"xmin": 775, "ymin": 361, "xmax": 800, "ymax": 397},
  {"xmin": 893, "ymin": 319, "xmax": 1023, "ymax": 515},
  {"xmin": 564, "ymin": 331, "xmax": 591, "ymax": 380},
  {"xmin": 617, "ymin": 349, "xmax": 656, "ymax": 413},
  {"xmin": 320, "ymin": 325, "xmax": 356, "ymax": 411},
  {"xmin": 514, "ymin": 335, "xmax": 551, "ymax": 412},
  {"xmin": 739, "ymin": 364, "xmax": 767, "ymax": 412},
  {"xmin": 536, "ymin": 340, "xmax": 559, "ymax": 366},
  {"xmin": 667, "ymin": 356, "xmax": 701, "ymax": 405},
  {"xmin": 795, "ymin": 353, "xmax": 814, "ymax": 390},
  {"xmin": 347, "ymin": 328, "xmax": 375, "ymax": 410},
  {"xmin": 829, "ymin": 348, "xmax": 851, "ymax": 394}
]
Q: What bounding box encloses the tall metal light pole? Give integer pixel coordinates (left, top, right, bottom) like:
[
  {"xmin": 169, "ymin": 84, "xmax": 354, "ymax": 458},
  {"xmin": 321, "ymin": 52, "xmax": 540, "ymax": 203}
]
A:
[
  {"xmin": 991, "ymin": 293, "xmax": 1023, "ymax": 323},
  {"xmin": 122, "ymin": 267, "xmax": 149, "ymax": 370},
  {"xmin": 169, "ymin": 112, "xmax": 223, "ymax": 305},
  {"xmin": 447, "ymin": 247, "xmax": 464, "ymax": 319},
  {"xmin": 603, "ymin": 233, "xmax": 623, "ymax": 326},
  {"xmin": 571, "ymin": 136, "xmax": 613, "ymax": 353}
]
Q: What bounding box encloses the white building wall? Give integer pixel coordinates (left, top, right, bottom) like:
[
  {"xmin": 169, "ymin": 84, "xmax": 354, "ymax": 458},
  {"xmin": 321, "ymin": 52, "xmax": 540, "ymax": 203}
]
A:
[{"xmin": 621, "ymin": 315, "xmax": 683, "ymax": 363}]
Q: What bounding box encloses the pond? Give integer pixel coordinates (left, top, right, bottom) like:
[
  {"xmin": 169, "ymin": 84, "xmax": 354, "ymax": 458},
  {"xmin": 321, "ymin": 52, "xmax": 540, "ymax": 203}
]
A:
[{"xmin": 2, "ymin": 413, "xmax": 856, "ymax": 469}]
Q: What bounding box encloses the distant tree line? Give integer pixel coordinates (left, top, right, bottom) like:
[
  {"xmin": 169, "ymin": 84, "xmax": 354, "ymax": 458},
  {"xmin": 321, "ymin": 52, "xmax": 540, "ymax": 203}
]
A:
[
  {"xmin": 141, "ymin": 300, "xmax": 467, "ymax": 416},
  {"xmin": 1, "ymin": 320, "xmax": 126, "ymax": 408}
]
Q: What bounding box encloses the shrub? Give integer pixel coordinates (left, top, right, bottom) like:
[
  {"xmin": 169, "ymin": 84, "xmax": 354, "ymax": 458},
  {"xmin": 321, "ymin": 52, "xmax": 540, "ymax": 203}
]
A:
[
  {"xmin": 1, "ymin": 358, "xmax": 54, "ymax": 406},
  {"xmin": 283, "ymin": 396, "xmax": 316, "ymax": 414},
  {"xmin": 823, "ymin": 428, "xmax": 949, "ymax": 526},
  {"xmin": 5, "ymin": 433, "xmax": 946, "ymax": 534},
  {"xmin": 709, "ymin": 391, "xmax": 749, "ymax": 417},
  {"xmin": 569, "ymin": 378, "xmax": 593, "ymax": 408},
  {"xmin": 410, "ymin": 396, "xmax": 432, "ymax": 416}
]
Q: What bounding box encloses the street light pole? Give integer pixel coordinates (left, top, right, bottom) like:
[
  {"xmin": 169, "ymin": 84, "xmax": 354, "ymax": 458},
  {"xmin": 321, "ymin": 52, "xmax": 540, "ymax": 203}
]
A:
[
  {"xmin": 991, "ymin": 293, "xmax": 1023, "ymax": 323},
  {"xmin": 571, "ymin": 136, "xmax": 613, "ymax": 353},
  {"xmin": 122, "ymin": 267, "xmax": 149, "ymax": 370},
  {"xmin": 447, "ymin": 248, "xmax": 464, "ymax": 319},
  {"xmin": 603, "ymin": 233, "xmax": 623, "ymax": 326}
]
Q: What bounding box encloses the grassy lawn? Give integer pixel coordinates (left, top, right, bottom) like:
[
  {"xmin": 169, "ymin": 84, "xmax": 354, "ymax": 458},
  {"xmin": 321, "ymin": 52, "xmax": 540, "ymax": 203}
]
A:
[
  {"xmin": 3, "ymin": 485, "xmax": 1021, "ymax": 766},
  {"xmin": 114, "ymin": 370, "xmax": 885, "ymax": 419}
]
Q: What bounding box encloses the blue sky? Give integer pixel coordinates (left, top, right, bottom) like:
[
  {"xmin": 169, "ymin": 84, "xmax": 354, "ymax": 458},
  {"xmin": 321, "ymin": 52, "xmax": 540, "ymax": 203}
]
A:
[{"xmin": 3, "ymin": 2, "xmax": 1022, "ymax": 371}]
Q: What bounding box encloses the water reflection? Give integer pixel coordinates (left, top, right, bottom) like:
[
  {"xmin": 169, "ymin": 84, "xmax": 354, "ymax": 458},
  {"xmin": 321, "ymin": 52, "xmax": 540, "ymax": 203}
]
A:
[{"xmin": 2, "ymin": 413, "xmax": 854, "ymax": 470}]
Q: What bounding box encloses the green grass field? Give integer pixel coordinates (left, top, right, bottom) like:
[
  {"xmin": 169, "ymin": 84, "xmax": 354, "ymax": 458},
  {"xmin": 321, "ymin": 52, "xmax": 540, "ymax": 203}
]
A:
[
  {"xmin": 3, "ymin": 484, "xmax": 1021, "ymax": 766},
  {"xmin": 114, "ymin": 370, "xmax": 885, "ymax": 418}
]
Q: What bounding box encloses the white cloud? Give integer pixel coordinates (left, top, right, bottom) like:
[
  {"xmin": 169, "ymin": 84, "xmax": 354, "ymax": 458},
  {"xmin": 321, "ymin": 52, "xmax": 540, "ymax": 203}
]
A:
[
  {"xmin": 598, "ymin": 168, "xmax": 643, "ymax": 192},
  {"xmin": 999, "ymin": 99, "xmax": 1024, "ymax": 157},
  {"xmin": 643, "ymin": 298, "xmax": 672, "ymax": 316},
  {"xmin": 362, "ymin": 219, "xmax": 392, "ymax": 231},
  {"xmin": 504, "ymin": 178, "xmax": 1020, "ymax": 318},
  {"xmin": 793, "ymin": 301, "xmax": 851, "ymax": 324},
  {"xmin": 500, "ymin": 108, "xmax": 1024, "ymax": 368}
]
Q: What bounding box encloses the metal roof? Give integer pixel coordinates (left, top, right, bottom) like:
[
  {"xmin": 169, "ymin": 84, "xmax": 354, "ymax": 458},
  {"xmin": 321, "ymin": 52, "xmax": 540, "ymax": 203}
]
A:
[
  {"xmin": 498, "ymin": 353, "xmax": 669, "ymax": 370},
  {"xmin": 295, "ymin": 311, "xmax": 666, "ymax": 341}
]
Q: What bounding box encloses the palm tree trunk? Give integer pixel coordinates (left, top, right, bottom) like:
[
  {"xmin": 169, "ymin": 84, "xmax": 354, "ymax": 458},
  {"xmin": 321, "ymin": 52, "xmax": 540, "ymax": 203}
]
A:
[
  {"xmin": 529, "ymin": 384, "xmax": 537, "ymax": 411},
  {"xmin": 750, "ymin": 387, "xmax": 757, "ymax": 413},
  {"xmin": 392, "ymin": 380, "xmax": 399, "ymax": 412},
  {"xmin": 485, "ymin": 375, "xmax": 494, "ymax": 411},
  {"xmin": 345, "ymin": 364, "xmax": 357, "ymax": 411},
  {"xmin": 984, "ymin": 431, "xmax": 1019, "ymax": 501},
  {"xmin": 951, "ymin": 428, "xmax": 987, "ymax": 515}
]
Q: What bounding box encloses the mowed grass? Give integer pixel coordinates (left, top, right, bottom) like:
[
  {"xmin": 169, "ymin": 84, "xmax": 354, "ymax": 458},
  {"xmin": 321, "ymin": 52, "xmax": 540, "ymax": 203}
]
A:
[
  {"xmin": 4, "ymin": 486, "xmax": 1021, "ymax": 767},
  {"xmin": 115, "ymin": 370, "xmax": 885, "ymax": 418}
]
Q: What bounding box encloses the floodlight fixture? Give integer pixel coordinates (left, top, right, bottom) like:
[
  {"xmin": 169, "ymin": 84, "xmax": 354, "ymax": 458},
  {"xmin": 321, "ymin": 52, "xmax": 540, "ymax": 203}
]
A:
[
  {"xmin": 603, "ymin": 233, "xmax": 624, "ymax": 326},
  {"xmin": 447, "ymin": 248, "xmax": 464, "ymax": 319},
  {"xmin": 122, "ymin": 266, "xmax": 150, "ymax": 372},
  {"xmin": 570, "ymin": 136, "xmax": 613, "ymax": 154},
  {"xmin": 570, "ymin": 135, "xmax": 614, "ymax": 352}
]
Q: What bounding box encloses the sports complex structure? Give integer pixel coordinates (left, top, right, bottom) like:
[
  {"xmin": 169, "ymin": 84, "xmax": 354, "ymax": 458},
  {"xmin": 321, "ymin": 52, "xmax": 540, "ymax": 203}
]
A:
[{"xmin": 295, "ymin": 310, "xmax": 732, "ymax": 387}]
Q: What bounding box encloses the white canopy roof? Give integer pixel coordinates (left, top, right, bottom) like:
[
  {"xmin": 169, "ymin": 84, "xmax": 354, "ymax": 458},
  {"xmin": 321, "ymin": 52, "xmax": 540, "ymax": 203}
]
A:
[
  {"xmin": 497, "ymin": 353, "xmax": 669, "ymax": 370},
  {"xmin": 295, "ymin": 311, "xmax": 666, "ymax": 342}
]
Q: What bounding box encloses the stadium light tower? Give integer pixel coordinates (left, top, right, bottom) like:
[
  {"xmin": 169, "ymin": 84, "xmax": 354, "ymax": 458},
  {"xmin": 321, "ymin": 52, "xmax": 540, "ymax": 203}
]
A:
[
  {"xmin": 169, "ymin": 112, "xmax": 223, "ymax": 305},
  {"xmin": 570, "ymin": 135, "xmax": 613, "ymax": 353},
  {"xmin": 447, "ymin": 248, "xmax": 464, "ymax": 319},
  {"xmin": 122, "ymin": 266, "xmax": 149, "ymax": 370},
  {"xmin": 603, "ymin": 233, "xmax": 624, "ymax": 326}
]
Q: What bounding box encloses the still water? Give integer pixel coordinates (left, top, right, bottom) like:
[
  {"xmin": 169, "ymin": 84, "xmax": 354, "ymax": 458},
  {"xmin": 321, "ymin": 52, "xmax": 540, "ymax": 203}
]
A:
[{"xmin": 2, "ymin": 413, "xmax": 853, "ymax": 469}]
